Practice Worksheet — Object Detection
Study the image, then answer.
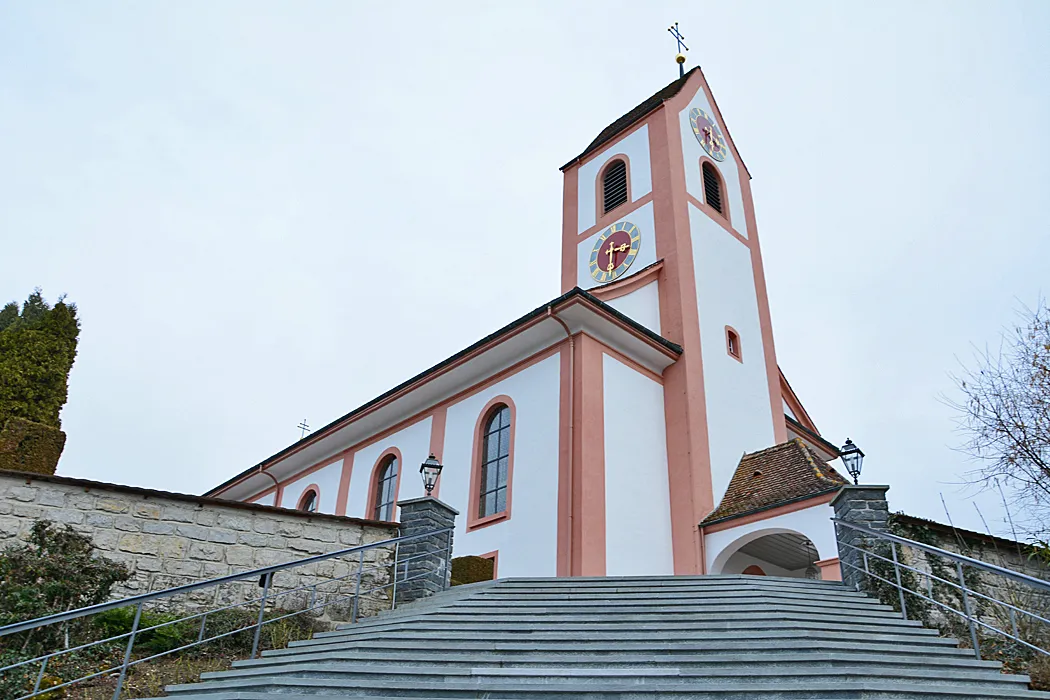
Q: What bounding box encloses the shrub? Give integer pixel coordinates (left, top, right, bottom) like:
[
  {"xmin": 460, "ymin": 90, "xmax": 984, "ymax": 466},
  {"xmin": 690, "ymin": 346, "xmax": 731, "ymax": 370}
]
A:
[
  {"xmin": 0, "ymin": 520, "xmax": 129, "ymax": 655},
  {"xmin": 451, "ymin": 556, "xmax": 494, "ymax": 586}
]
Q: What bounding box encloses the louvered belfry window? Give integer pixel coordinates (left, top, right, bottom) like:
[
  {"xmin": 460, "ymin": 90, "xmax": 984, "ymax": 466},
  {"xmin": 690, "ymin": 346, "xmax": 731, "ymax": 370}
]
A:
[
  {"xmin": 702, "ymin": 161, "xmax": 723, "ymax": 215},
  {"xmin": 602, "ymin": 159, "xmax": 628, "ymax": 214}
]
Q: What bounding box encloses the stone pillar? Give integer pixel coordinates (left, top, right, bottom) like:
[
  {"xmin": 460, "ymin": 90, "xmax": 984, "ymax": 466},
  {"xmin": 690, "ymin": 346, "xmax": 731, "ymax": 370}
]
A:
[
  {"xmin": 395, "ymin": 496, "xmax": 458, "ymax": 605},
  {"xmin": 831, "ymin": 485, "xmax": 890, "ymax": 590}
]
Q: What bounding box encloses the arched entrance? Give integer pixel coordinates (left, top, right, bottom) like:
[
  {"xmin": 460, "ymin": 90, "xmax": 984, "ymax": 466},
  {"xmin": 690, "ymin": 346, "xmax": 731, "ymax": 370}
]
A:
[{"xmin": 711, "ymin": 529, "xmax": 822, "ymax": 579}]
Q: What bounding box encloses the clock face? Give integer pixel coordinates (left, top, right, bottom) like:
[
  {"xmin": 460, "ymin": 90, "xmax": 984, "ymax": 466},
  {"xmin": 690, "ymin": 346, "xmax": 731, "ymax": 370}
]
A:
[
  {"xmin": 589, "ymin": 221, "xmax": 641, "ymax": 283},
  {"xmin": 689, "ymin": 107, "xmax": 728, "ymax": 162}
]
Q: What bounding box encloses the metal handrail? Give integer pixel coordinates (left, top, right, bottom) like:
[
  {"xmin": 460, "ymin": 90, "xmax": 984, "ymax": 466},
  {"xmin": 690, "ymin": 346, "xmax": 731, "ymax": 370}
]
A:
[
  {"xmin": 833, "ymin": 518, "xmax": 1050, "ymax": 661},
  {"xmin": 834, "ymin": 519, "xmax": 1050, "ymax": 590},
  {"xmin": 0, "ymin": 526, "xmax": 453, "ymax": 700}
]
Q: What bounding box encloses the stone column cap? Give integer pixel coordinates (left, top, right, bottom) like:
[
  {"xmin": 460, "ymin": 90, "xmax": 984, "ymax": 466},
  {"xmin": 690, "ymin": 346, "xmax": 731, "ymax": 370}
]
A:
[
  {"xmin": 830, "ymin": 484, "xmax": 891, "ymax": 507},
  {"xmin": 396, "ymin": 496, "xmax": 460, "ymax": 516}
]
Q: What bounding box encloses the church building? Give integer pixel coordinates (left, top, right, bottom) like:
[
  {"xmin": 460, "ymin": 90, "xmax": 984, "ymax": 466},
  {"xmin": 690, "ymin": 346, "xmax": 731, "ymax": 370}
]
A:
[{"xmin": 205, "ymin": 66, "xmax": 850, "ymax": 582}]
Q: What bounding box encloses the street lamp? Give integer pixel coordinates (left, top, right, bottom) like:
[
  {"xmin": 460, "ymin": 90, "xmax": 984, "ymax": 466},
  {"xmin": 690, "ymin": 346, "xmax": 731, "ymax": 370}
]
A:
[
  {"xmin": 839, "ymin": 438, "xmax": 865, "ymax": 485},
  {"xmin": 420, "ymin": 454, "xmax": 443, "ymax": 496}
]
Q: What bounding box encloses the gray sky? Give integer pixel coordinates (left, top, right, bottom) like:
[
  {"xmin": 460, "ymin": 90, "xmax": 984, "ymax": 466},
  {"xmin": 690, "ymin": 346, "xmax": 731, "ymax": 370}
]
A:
[{"xmin": 2, "ymin": 1, "xmax": 1047, "ymax": 537}]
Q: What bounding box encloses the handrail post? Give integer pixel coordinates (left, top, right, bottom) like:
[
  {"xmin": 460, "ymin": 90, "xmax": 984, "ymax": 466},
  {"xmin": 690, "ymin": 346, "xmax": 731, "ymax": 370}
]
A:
[
  {"xmin": 956, "ymin": 561, "xmax": 982, "ymax": 659},
  {"xmin": 111, "ymin": 602, "xmax": 142, "ymax": 700},
  {"xmin": 250, "ymin": 572, "xmax": 272, "ymax": 660},
  {"xmin": 351, "ymin": 550, "xmax": 364, "ymax": 623},
  {"xmin": 391, "ymin": 539, "xmax": 400, "ymax": 611},
  {"xmin": 395, "ymin": 497, "xmax": 458, "ymax": 605},
  {"xmin": 831, "ymin": 484, "xmax": 891, "ymax": 592},
  {"xmin": 32, "ymin": 656, "xmax": 49, "ymax": 696},
  {"xmin": 891, "ymin": 542, "xmax": 908, "ymax": 619}
]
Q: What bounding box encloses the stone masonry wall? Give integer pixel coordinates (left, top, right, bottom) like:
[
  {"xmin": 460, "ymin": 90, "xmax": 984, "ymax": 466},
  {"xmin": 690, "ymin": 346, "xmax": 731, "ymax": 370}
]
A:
[{"xmin": 0, "ymin": 470, "xmax": 399, "ymax": 624}]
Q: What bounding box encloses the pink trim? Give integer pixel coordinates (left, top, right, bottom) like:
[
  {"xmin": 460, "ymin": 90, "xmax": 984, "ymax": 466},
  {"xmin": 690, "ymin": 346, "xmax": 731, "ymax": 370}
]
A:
[
  {"xmin": 364, "ymin": 448, "xmax": 403, "ymax": 522},
  {"xmin": 479, "ymin": 549, "xmax": 499, "ymax": 579},
  {"xmin": 737, "ymin": 154, "xmax": 787, "ymax": 445},
  {"xmin": 725, "ymin": 326, "xmax": 742, "ymax": 363},
  {"xmin": 685, "ymin": 193, "xmax": 747, "ymax": 247},
  {"xmin": 576, "ymin": 192, "xmax": 655, "ymax": 244},
  {"xmin": 561, "ymin": 167, "xmax": 580, "ymax": 292},
  {"xmin": 296, "ymin": 484, "xmax": 321, "ymax": 512},
  {"xmin": 594, "ymin": 339, "xmax": 664, "ymax": 385},
  {"xmin": 650, "ymin": 82, "xmax": 713, "ymax": 575},
  {"xmin": 211, "ymin": 297, "xmax": 671, "ymax": 498},
  {"xmin": 570, "ymin": 114, "xmax": 654, "ymax": 170},
  {"xmin": 571, "ymin": 334, "xmax": 606, "ymax": 575},
  {"xmin": 703, "ymin": 491, "xmax": 837, "ymax": 534},
  {"xmin": 594, "ymin": 155, "xmax": 634, "ymax": 225},
  {"xmin": 815, "ymin": 557, "xmax": 842, "ymax": 582},
  {"xmin": 699, "ymin": 156, "xmax": 731, "ymax": 227},
  {"xmin": 428, "ymin": 406, "xmax": 447, "ymax": 498},
  {"xmin": 780, "ymin": 370, "xmax": 820, "ymax": 435},
  {"xmin": 556, "ymin": 343, "xmax": 573, "ymax": 576},
  {"xmin": 741, "ymin": 564, "xmax": 766, "ymax": 576},
  {"xmin": 589, "ymin": 261, "xmax": 663, "ymax": 302},
  {"xmin": 467, "ymin": 396, "xmax": 516, "ymax": 532},
  {"xmin": 334, "ymin": 455, "xmax": 354, "ymax": 516}
]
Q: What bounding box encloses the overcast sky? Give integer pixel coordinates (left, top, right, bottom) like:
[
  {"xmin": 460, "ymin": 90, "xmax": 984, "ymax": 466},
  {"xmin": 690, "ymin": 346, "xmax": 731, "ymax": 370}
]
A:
[{"xmin": 2, "ymin": 1, "xmax": 1047, "ymax": 538}]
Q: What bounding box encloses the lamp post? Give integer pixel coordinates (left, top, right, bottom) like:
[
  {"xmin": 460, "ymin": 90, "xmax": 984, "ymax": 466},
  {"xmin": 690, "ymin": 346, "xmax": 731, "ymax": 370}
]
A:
[
  {"xmin": 420, "ymin": 454, "xmax": 443, "ymax": 496},
  {"xmin": 839, "ymin": 438, "xmax": 865, "ymax": 485}
]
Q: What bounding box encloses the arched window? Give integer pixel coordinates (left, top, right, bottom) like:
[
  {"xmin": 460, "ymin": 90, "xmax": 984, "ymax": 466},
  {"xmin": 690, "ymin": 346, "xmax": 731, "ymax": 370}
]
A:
[
  {"xmin": 372, "ymin": 454, "xmax": 399, "ymax": 521},
  {"xmin": 742, "ymin": 565, "xmax": 766, "ymax": 576},
  {"xmin": 296, "ymin": 488, "xmax": 318, "ymax": 513},
  {"xmin": 602, "ymin": 159, "xmax": 628, "ymax": 214},
  {"xmin": 726, "ymin": 326, "xmax": 742, "ymax": 362},
  {"xmin": 702, "ymin": 161, "xmax": 724, "ymax": 215},
  {"xmin": 478, "ymin": 404, "xmax": 511, "ymax": 518}
]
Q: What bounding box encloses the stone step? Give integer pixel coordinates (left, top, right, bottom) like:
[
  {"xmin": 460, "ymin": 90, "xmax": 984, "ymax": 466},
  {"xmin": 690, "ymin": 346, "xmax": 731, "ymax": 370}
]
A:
[
  {"xmin": 309, "ymin": 618, "xmax": 929, "ymax": 642},
  {"xmin": 159, "ymin": 675, "xmax": 1049, "ymax": 699},
  {"xmin": 446, "ymin": 597, "xmax": 895, "ymax": 611},
  {"xmin": 327, "ymin": 610, "xmax": 913, "ymax": 637},
  {"xmin": 196, "ymin": 662, "xmax": 1029, "ymax": 689},
  {"xmin": 282, "ymin": 627, "xmax": 954, "ymax": 654},
  {"xmin": 261, "ymin": 635, "xmax": 970, "ymax": 659},
  {"xmin": 496, "ymin": 575, "xmax": 850, "ymax": 587},
  {"xmin": 476, "ymin": 587, "xmax": 869, "ymax": 604},
  {"xmin": 233, "ymin": 649, "xmax": 1003, "ymax": 672}
]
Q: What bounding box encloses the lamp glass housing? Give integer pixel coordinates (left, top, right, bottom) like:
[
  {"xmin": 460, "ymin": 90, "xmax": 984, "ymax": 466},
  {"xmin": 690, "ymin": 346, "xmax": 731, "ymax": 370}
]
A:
[
  {"xmin": 419, "ymin": 454, "xmax": 443, "ymax": 495},
  {"xmin": 839, "ymin": 438, "xmax": 865, "ymax": 485}
]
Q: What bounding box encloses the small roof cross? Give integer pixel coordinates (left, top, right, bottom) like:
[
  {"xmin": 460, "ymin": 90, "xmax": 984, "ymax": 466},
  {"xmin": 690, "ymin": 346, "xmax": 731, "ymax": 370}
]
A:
[{"xmin": 297, "ymin": 418, "xmax": 310, "ymax": 440}]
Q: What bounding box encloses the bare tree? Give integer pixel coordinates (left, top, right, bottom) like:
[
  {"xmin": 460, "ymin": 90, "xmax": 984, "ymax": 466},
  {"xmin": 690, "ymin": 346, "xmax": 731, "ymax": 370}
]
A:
[{"xmin": 948, "ymin": 301, "xmax": 1050, "ymax": 535}]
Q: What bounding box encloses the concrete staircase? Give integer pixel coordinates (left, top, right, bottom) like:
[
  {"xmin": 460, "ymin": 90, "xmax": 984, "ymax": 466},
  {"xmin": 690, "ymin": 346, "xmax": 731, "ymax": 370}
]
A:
[{"xmin": 154, "ymin": 575, "xmax": 1049, "ymax": 699}]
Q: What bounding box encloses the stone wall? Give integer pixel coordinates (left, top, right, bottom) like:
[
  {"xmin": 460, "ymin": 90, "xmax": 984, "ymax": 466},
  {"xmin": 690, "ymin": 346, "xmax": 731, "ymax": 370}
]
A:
[{"xmin": 0, "ymin": 470, "xmax": 399, "ymax": 623}]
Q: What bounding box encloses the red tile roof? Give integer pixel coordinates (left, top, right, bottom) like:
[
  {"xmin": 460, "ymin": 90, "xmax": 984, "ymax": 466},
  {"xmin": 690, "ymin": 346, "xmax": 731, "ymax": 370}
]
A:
[{"xmin": 702, "ymin": 438, "xmax": 848, "ymax": 525}]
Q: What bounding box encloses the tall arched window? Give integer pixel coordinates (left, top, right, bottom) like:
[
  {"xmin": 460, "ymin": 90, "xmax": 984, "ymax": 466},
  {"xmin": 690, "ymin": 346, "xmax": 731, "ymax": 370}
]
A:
[
  {"xmin": 478, "ymin": 404, "xmax": 511, "ymax": 518},
  {"xmin": 602, "ymin": 159, "xmax": 628, "ymax": 214},
  {"xmin": 372, "ymin": 454, "xmax": 399, "ymax": 521},
  {"xmin": 702, "ymin": 161, "xmax": 724, "ymax": 215}
]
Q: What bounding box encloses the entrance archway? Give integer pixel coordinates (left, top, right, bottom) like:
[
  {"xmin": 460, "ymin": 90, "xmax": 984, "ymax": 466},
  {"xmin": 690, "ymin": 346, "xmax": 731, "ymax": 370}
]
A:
[{"xmin": 712, "ymin": 529, "xmax": 822, "ymax": 578}]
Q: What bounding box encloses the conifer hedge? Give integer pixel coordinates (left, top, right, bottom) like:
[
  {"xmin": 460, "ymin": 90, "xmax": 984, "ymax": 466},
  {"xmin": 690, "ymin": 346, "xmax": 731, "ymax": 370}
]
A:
[{"xmin": 0, "ymin": 289, "xmax": 79, "ymax": 475}]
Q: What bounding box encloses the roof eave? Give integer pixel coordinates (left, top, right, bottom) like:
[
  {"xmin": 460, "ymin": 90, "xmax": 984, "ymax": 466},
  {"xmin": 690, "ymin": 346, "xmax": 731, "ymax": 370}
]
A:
[{"xmin": 204, "ymin": 288, "xmax": 680, "ymax": 498}]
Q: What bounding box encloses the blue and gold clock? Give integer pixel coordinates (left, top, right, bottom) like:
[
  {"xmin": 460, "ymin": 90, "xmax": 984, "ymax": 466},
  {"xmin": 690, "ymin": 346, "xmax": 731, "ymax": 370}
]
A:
[
  {"xmin": 689, "ymin": 107, "xmax": 728, "ymax": 161},
  {"xmin": 589, "ymin": 221, "xmax": 641, "ymax": 283}
]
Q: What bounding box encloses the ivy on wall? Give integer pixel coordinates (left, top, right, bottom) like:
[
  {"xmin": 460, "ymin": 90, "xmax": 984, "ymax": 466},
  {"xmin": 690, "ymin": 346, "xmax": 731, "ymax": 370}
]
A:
[{"xmin": 0, "ymin": 289, "xmax": 80, "ymax": 475}]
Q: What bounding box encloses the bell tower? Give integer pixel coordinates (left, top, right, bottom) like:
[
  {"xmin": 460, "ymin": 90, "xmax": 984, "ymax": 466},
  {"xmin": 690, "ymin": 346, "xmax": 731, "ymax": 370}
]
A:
[{"xmin": 559, "ymin": 67, "xmax": 787, "ymax": 574}]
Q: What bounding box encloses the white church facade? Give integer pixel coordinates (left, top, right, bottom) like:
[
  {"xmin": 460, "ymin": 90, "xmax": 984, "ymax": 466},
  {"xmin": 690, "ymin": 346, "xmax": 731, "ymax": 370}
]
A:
[{"xmin": 205, "ymin": 67, "xmax": 849, "ymax": 582}]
